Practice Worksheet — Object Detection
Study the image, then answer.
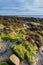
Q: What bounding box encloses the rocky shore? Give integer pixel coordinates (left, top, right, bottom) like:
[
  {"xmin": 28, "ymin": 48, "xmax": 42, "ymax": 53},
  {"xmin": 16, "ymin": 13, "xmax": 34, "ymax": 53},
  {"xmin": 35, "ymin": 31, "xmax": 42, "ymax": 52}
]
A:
[{"xmin": 0, "ymin": 16, "xmax": 43, "ymax": 65}]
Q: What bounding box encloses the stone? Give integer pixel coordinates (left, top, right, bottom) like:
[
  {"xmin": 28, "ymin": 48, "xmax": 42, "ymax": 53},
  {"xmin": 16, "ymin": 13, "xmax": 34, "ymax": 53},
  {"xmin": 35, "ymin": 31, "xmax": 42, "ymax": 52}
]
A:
[
  {"xmin": 39, "ymin": 46, "xmax": 43, "ymax": 55},
  {"xmin": 0, "ymin": 42, "xmax": 7, "ymax": 54},
  {"xmin": 9, "ymin": 54, "xmax": 20, "ymax": 65},
  {"xmin": 20, "ymin": 60, "xmax": 29, "ymax": 65}
]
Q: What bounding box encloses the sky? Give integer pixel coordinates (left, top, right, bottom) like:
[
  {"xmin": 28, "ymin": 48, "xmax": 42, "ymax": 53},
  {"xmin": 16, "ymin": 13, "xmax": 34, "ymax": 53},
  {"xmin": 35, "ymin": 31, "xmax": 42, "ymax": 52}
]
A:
[{"xmin": 0, "ymin": 0, "xmax": 43, "ymax": 15}]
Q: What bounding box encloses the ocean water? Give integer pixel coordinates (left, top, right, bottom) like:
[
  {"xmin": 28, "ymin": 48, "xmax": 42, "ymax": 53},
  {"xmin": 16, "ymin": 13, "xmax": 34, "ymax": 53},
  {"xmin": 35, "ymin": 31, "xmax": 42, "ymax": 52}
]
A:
[
  {"xmin": 17, "ymin": 15, "xmax": 43, "ymax": 18},
  {"xmin": 1, "ymin": 15, "xmax": 43, "ymax": 18}
]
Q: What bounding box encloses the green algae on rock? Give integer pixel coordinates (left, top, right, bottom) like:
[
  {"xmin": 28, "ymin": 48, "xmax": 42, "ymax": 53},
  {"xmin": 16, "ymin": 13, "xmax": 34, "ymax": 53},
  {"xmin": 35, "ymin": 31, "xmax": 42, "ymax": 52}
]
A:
[
  {"xmin": 10, "ymin": 42, "xmax": 36, "ymax": 65},
  {"xmin": 0, "ymin": 62, "xmax": 9, "ymax": 65},
  {"xmin": 0, "ymin": 31, "xmax": 23, "ymax": 42},
  {"xmin": 11, "ymin": 44, "xmax": 26, "ymax": 60}
]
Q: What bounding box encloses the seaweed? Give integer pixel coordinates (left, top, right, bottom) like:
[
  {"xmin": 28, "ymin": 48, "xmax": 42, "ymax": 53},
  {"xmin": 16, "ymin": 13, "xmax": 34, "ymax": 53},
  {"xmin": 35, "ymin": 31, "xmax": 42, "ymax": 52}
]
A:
[
  {"xmin": 0, "ymin": 31, "xmax": 23, "ymax": 42},
  {"xmin": 0, "ymin": 62, "xmax": 9, "ymax": 65},
  {"xmin": 10, "ymin": 42, "xmax": 35, "ymax": 64},
  {"xmin": 10, "ymin": 44, "xmax": 26, "ymax": 60},
  {"xmin": 25, "ymin": 51, "xmax": 33, "ymax": 65}
]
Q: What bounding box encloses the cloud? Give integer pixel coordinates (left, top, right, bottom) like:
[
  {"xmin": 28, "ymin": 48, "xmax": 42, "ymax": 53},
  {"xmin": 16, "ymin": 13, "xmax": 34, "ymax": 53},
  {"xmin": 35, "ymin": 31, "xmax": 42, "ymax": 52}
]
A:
[
  {"xmin": 0, "ymin": 0, "xmax": 43, "ymax": 15},
  {"xmin": 19, "ymin": 0, "xmax": 43, "ymax": 12},
  {"xmin": 34, "ymin": 0, "xmax": 40, "ymax": 6}
]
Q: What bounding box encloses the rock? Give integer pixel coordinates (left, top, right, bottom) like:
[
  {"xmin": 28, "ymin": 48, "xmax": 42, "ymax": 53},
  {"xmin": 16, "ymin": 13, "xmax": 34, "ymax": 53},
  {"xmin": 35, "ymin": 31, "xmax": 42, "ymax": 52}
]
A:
[
  {"xmin": 9, "ymin": 54, "xmax": 20, "ymax": 65},
  {"xmin": 20, "ymin": 60, "xmax": 29, "ymax": 65},
  {"xmin": 0, "ymin": 24, "xmax": 6, "ymax": 30},
  {"xmin": 34, "ymin": 46, "xmax": 43, "ymax": 65},
  {"xmin": 30, "ymin": 22, "xmax": 40, "ymax": 26},
  {"xmin": 0, "ymin": 42, "xmax": 7, "ymax": 54},
  {"xmin": 23, "ymin": 24, "xmax": 30, "ymax": 29},
  {"xmin": 39, "ymin": 46, "xmax": 43, "ymax": 55},
  {"xmin": 38, "ymin": 30, "xmax": 43, "ymax": 36},
  {"xmin": 29, "ymin": 39, "xmax": 35, "ymax": 45}
]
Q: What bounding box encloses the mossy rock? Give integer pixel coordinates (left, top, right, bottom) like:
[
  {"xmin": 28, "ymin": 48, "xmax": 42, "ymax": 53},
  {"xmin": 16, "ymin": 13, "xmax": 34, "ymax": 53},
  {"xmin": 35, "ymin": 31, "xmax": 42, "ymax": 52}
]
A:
[
  {"xmin": 10, "ymin": 44, "xmax": 26, "ymax": 60},
  {"xmin": 0, "ymin": 36, "xmax": 2, "ymax": 42},
  {"xmin": 0, "ymin": 24, "xmax": 4, "ymax": 28},
  {"xmin": 0, "ymin": 62, "xmax": 9, "ymax": 65},
  {"xmin": 25, "ymin": 51, "xmax": 34, "ymax": 65},
  {"xmin": 1, "ymin": 32, "xmax": 10, "ymax": 41},
  {"xmin": 26, "ymin": 44, "xmax": 35, "ymax": 54}
]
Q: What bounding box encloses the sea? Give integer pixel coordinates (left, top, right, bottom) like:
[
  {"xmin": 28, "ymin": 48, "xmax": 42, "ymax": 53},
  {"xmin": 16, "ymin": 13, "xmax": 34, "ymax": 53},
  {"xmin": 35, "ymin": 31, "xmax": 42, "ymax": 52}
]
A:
[
  {"xmin": 18, "ymin": 15, "xmax": 43, "ymax": 18},
  {"xmin": 1, "ymin": 15, "xmax": 43, "ymax": 18}
]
